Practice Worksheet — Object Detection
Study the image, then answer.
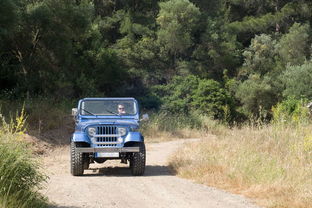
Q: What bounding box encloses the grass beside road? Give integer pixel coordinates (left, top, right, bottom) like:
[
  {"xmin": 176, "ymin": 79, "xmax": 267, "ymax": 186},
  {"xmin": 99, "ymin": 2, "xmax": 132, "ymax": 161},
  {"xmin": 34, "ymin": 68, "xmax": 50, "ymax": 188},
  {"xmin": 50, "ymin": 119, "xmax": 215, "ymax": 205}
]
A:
[
  {"xmin": 0, "ymin": 110, "xmax": 48, "ymax": 208},
  {"xmin": 169, "ymin": 123, "xmax": 312, "ymax": 208},
  {"xmin": 141, "ymin": 112, "xmax": 225, "ymax": 142}
]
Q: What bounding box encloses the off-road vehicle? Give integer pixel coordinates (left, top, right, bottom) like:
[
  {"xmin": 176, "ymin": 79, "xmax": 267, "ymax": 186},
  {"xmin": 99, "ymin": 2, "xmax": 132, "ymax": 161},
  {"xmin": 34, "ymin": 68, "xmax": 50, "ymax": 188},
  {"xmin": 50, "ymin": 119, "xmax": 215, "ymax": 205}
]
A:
[{"xmin": 70, "ymin": 98, "xmax": 147, "ymax": 176}]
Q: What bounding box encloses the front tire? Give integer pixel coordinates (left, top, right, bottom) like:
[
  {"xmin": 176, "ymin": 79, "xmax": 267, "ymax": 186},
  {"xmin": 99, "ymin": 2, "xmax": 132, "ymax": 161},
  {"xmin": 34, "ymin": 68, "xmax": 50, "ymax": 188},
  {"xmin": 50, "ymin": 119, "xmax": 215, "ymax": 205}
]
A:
[
  {"xmin": 70, "ymin": 142, "xmax": 84, "ymax": 176},
  {"xmin": 130, "ymin": 143, "xmax": 146, "ymax": 176}
]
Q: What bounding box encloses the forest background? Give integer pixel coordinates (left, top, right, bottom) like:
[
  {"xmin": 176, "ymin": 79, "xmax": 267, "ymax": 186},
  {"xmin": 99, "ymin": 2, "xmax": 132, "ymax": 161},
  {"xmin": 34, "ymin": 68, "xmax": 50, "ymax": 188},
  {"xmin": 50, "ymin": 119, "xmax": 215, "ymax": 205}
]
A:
[{"xmin": 1, "ymin": 0, "xmax": 312, "ymax": 122}]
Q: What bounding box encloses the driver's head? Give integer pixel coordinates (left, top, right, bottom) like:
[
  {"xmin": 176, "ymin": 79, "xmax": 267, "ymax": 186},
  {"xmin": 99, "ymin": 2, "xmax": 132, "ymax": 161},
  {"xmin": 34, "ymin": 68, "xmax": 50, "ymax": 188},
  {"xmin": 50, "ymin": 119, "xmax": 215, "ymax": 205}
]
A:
[{"xmin": 118, "ymin": 104, "xmax": 126, "ymax": 114}]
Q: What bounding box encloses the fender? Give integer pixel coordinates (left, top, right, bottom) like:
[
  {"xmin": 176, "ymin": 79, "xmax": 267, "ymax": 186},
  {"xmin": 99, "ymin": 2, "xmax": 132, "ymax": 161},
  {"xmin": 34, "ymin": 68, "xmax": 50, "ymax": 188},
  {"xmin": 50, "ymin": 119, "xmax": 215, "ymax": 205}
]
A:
[
  {"xmin": 124, "ymin": 132, "xmax": 144, "ymax": 143},
  {"xmin": 72, "ymin": 132, "xmax": 91, "ymax": 144}
]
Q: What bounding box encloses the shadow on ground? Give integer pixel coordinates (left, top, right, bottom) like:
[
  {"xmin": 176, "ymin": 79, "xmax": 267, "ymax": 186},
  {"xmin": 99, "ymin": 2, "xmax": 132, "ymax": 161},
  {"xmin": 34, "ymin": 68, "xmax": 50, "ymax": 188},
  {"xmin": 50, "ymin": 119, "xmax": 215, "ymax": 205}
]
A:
[{"xmin": 82, "ymin": 165, "xmax": 173, "ymax": 177}]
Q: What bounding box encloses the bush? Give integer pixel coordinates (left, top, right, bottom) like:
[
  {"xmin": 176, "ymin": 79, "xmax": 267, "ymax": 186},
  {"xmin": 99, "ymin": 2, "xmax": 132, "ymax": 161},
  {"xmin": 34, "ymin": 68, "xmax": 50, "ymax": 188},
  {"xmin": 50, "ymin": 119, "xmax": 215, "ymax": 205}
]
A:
[
  {"xmin": 155, "ymin": 75, "xmax": 235, "ymax": 121},
  {"xmin": 137, "ymin": 92, "xmax": 162, "ymax": 110},
  {"xmin": 272, "ymin": 97, "xmax": 310, "ymax": 125},
  {"xmin": 191, "ymin": 79, "xmax": 233, "ymax": 120},
  {"xmin": 155, "ymin": 75, "xmax": 200, "ymax": 114},
  {"xmin": 236, "ymin": 75, "xmax": 278, "ymax": 118},
  {"xmin": 0, "ymin": 110, "xmax": 48, "ymax": 208}
]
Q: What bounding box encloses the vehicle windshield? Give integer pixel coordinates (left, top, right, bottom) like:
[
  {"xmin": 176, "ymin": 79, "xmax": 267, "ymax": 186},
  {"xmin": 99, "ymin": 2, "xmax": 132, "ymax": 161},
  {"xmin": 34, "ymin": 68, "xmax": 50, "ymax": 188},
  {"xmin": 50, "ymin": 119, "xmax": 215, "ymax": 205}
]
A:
[{"xmin": 80, "ymin": 100, "xmax": 137, "ymax": 116}]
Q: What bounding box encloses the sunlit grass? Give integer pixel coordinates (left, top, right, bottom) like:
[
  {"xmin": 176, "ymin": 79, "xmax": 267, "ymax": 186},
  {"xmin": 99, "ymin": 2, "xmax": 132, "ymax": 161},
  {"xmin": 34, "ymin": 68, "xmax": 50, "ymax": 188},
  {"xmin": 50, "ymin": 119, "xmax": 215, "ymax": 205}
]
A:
[
  {"xmin": 169, "ymin": 123, "xmax": 312, "ymax": 208},
  {"xmin": 0, "ymin": 110, "xmax": 48, "ymax": 208}
]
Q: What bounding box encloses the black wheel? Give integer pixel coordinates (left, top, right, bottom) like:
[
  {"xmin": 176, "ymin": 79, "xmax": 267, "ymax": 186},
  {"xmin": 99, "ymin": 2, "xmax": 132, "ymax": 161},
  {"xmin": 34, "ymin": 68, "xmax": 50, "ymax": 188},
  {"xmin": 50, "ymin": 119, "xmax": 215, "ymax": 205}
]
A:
[
  {"xmin": 130, "ymin": 142, "xmax": 146, "ymax": 176},
  {"xmin": 70, "ymin": 142, "xmax": 84, "ymax": 176}
]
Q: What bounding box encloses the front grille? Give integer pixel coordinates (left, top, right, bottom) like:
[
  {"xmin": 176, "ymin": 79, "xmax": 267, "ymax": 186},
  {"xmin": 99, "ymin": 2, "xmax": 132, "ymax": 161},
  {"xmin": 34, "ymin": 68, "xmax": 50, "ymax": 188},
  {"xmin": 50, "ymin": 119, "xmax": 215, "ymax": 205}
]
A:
[
  {"xmin": 97, "ymin": 126, "xmax": 117, "ymax": 135},
  {"xmin": 96, "ymin": 126, "xmax": 118, "ymax": 147}
]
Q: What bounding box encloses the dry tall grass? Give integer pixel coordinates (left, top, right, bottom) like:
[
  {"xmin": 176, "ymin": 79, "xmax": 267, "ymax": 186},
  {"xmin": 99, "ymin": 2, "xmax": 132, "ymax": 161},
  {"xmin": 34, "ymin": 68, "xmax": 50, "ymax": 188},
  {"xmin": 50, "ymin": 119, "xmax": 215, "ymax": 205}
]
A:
[
  {"xmin": 169, "ymin": 123, "xmax": 312, "ymax": 208},
  {"xmin": 142, "ymin": 112, "xmax": 226, "ymax": 142}
]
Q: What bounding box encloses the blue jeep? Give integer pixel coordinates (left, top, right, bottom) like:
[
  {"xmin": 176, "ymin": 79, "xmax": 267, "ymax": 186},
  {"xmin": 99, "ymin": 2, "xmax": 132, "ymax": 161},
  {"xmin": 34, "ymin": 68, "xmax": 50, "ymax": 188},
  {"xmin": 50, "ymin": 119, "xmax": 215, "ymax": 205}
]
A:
[{"xmin": 70, "ymin": 98, "xmax": 147, "ymax": 176}]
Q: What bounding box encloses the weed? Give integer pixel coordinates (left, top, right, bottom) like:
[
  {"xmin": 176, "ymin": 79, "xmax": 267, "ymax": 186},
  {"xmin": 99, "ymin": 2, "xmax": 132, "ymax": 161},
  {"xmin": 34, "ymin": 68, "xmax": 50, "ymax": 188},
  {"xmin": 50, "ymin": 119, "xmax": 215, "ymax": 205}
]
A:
[{"xmin": 0, "ymin": 110, "xmax": 48, "ymax": 208}]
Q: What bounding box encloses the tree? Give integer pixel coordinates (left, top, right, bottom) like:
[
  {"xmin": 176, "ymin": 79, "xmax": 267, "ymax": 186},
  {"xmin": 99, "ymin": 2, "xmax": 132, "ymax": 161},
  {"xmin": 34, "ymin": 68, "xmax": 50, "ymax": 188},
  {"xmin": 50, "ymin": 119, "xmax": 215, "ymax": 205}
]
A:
[
  {"xmin": 192, "ymin": 17, "xmax": 242, "ymax": 80},
  {"xmin": 0, "ymin": 0, "xmax": 18, "ymax": 40},
  {"xmin": 156, "ymin": 75, "xmax": 200, "ymax": 114},
  {"xmin": 155, "ymin": 75, "xmax": 234, "ymax": 120},
  {"xmin": 242, "ymin": 34, "xmax": 277, "ymax": 76},
  {"xmin": 281, "ymin": 60, "xmax": 312, "ymax": 99},
  {"xmin": 276, "ymin": 22, "xmax": 311, "ymax": 66},
  {"xmin": 236, "ymin": 74, "xmax": 279, "ymax": 117},
  {"xmin": 191, "ymin": 79, "xmax": 233, "ymax": 120},
  {"xmin": 156, "ymin": 0, "xmax": 201, "ymax": 57},
  {"xmin": 228, "ymin": 1, "xmax": 301, "ymax": 34}
]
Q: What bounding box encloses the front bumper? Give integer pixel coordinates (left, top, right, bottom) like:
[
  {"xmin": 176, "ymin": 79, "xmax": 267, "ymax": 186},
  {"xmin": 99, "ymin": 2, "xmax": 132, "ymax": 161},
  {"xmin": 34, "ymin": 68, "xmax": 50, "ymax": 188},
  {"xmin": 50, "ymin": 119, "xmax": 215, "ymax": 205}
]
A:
[{"xmin": 76, "ymin": 147, "xmax": 139, "ymax": 153}]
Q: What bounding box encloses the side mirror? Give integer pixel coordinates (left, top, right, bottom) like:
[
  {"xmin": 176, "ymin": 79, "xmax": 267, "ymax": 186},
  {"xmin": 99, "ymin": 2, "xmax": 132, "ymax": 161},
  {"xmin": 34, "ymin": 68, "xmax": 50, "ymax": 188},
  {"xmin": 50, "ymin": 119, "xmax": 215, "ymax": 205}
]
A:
[
  {"xmin": 140, "ymin": 113, "xmax": 149, "ymax": 121},
  {"xmin": 72, "ymin": 108, "xmax": 78, "ymax": 116}
]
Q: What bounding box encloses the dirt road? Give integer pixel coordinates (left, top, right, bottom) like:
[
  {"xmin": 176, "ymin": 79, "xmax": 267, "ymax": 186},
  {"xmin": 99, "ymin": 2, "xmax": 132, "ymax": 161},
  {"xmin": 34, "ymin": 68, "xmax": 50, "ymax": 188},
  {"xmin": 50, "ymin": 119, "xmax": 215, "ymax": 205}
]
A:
[{"xmin": 42, "ymin": 139, "xmax": 259, "ymax": 208}]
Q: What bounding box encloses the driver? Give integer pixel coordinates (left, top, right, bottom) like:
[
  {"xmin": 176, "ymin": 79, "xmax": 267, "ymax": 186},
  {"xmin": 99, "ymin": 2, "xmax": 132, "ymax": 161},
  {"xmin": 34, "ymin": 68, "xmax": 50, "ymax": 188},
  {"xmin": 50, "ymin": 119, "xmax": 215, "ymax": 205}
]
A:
[{"xmin": 117, "ymin": 104, "xmax": 126, "ymax": 115}]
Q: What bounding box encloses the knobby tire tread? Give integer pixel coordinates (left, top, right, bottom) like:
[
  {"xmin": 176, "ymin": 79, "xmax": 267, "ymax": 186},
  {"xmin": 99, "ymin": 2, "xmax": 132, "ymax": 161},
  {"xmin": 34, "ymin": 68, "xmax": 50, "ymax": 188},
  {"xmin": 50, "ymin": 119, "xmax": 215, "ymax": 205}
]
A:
[
  {"xmin": 130, "ymin": 143, "xmax": 146, "ymax": 176},
  {"xmin": 70, "ymin": 142, "xmax": 84, "ymax": 176}
]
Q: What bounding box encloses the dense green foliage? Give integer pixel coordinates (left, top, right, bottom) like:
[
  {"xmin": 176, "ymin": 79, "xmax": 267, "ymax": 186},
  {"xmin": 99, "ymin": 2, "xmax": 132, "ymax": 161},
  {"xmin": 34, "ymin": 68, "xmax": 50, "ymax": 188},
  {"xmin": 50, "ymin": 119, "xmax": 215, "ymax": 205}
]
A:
[
  {"xmin": 272, "ymin": 97, "xmax": 310, "ymax": 124},
  {"xmin": 282, "ymin": 61, "xmax": 312, "ymax": 99},
  {"xmin": 2, "ymin": 0, "xmax": 312, "ymax": 121},
  {"xmin": 155, "ymin": 75, "xmax": 233, "ymax": 120}
]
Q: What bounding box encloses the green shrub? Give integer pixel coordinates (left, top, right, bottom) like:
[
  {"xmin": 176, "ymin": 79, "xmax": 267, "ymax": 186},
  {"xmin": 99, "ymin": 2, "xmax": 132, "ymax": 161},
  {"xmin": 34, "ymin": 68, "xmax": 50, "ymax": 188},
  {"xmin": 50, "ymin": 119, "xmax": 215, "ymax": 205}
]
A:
[
  {"xmin": 236, "ymin": 75, "xmax": 279, "ymax": 118},
  {"xmin": 155, "ymin": 75, "xmax": 235, "ymax": 121},
  {"xmin": 0, "ymin": 111, "xmax": 48, "ymax": 208},
  {"xmin": 191, "ymin": 79, "xmax": 233, "ymax": 120},
  {"xmin": 272, "ymin": 97, "xmax": 310, "ymax": 125},
  {"xmin": 155, "ymin": 75, "xmax": 200, "ymax": 114},
  {"xmin": 137, "ymin": 92, "xmax": 162, "ymax": 110}
]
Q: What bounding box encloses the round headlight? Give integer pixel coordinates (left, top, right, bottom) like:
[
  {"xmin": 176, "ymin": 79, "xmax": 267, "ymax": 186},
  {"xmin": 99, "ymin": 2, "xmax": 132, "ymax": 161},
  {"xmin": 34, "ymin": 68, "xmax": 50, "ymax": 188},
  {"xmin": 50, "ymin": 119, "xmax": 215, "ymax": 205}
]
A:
[
  {"xmin": 88, "ymin": 127, "xmax": 96, "ymax": 136},
  {"xmin": 118, "ymin": 127, "xmax": 127, "ymax": 136}
]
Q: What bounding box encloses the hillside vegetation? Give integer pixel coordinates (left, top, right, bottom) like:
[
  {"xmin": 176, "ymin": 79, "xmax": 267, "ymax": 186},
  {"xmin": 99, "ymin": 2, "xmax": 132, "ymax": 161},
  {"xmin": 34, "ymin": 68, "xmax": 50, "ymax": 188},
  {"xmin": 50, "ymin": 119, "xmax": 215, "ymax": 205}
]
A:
[{"xmin": 1, "ymin": 0, "xmax": 312, "ymax": 123}]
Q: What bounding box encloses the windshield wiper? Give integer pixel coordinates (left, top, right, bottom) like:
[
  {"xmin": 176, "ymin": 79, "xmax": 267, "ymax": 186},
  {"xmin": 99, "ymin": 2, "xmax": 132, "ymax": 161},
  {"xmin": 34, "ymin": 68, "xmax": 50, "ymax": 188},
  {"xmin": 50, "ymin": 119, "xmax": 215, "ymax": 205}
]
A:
[
  {"xmin": 81, "ymin": 108, "xmax": 96, "ymax": 116},
  {"xmin": 103, "ymin": 109, "xmax": 119, "ymax": 116},
  {"xmin": 82, "ymin": 108, "xmax": 120, "ymax": 116}
]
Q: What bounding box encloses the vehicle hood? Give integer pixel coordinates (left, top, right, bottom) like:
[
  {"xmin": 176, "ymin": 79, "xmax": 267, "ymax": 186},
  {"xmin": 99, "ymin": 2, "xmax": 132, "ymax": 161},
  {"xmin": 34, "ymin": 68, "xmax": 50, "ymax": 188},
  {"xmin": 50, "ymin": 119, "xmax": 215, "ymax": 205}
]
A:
[{"xmin": 77, "ymin": 118, "xmax": 139, "ymax": 130}]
